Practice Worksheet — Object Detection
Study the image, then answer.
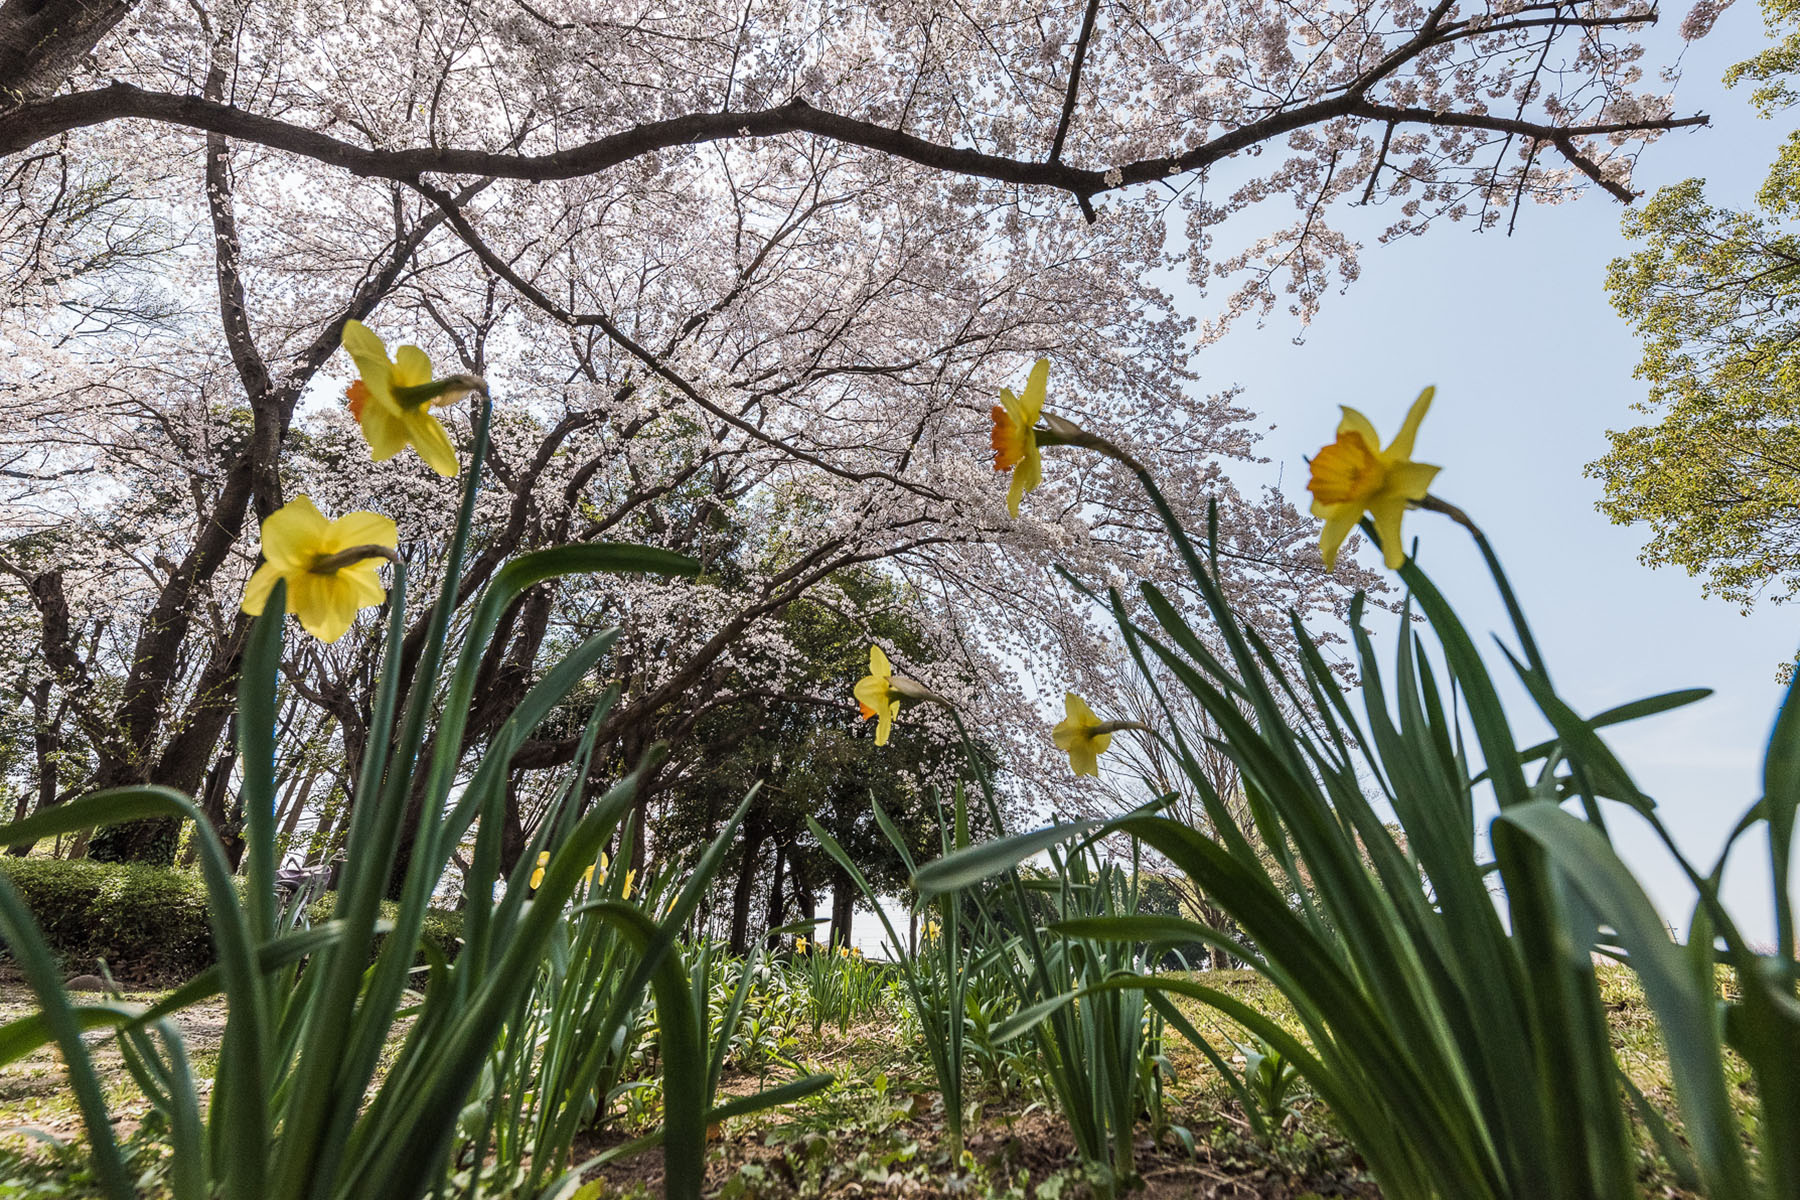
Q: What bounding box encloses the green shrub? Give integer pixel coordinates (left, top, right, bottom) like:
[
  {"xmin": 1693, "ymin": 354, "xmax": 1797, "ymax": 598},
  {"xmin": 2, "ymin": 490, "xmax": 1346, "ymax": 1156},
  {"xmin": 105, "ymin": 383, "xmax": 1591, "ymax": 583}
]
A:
[
  {"xmin": 303, "ymin": 891, "xmax": 463, "ymax": 965},
  {"xmin": 0, "ymin": 858, "xmax": 216, "ymax": 983},
  {"xmin": 0, "ymin": 859, "xmax": 463, "ymax": 983}
]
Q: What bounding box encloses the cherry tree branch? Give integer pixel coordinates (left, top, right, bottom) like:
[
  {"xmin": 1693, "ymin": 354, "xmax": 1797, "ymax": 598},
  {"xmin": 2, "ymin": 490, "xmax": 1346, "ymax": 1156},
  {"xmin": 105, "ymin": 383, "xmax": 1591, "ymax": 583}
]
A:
[
  {"xmin": 1, "ymin": 83, "xmax": 1708, "ymax": 211},
  {"xmin": 1048, "ymin": 0, "xmax": 1103, "ymax": 165},
  {"xmin": 409, "ymin": 178, "xmax": 948, "ymax": 495}
]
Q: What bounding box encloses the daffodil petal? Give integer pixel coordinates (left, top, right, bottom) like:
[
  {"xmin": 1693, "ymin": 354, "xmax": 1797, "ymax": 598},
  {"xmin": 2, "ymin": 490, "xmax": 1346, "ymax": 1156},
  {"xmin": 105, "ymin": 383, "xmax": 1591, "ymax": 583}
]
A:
[
  {"xmin": 291, "ymin": 573, "xmax": 358, "ymax": 643},
  {"xmin": 869, "ymin": 645, "xmax": 892, "ymax": 678},
  {"xmin": 875, "ymin": 702, "xmax": 895, "ymax": 746},
  {"xmin": 360, "ymin": 401, "xmax": 409, "ymax": 462},
  {"xmin": 1318, "ymin": 506, "xmax": 1362, "ymax": 572},
  {"xmin": 402, "ymin": 409, "xmax": 459, "ymax": 477},
  {"xmin": 1384, "ymin": 460, "xmax": 1440, "ymax": 503},
  {"xmin": 335, "ymin": 563, "xmax": 387, "ymax": 610},
  {"xmin": 393, "ymin": 344, "xmax": 433, "ymax": 388},
  {"xmin": 1006, "ymin": 440, "xmax": 1042, "ymax": 518},
  {"xmin": 997, "ymin": 387, "xmax": 1027, "ymax": 429},
  {"xmin": 1367, "ymin": 496, "xmax": 1413, "ymax": 569},
  {"xmin": 341, "ymin": 321, "xmax": 395, "ymax": 397},
  {"xmin": 1384, "ymin": 387, "xmax": 1434, "ymax": 462},
  {"xmin": 325, "ymin": 510, "xmax": 399, "ymax": 554},
  {"xmin": 1019, "ymin": 358, "xmax": 1048, "ymax": 424},
  {"xmin": 259, "ymin": 496, "xmax": 330, "ymax": 571},
  {"xmin": 1336, "ymin": 406, "xmax": 1381, "ymax": 450},
  {"xmin": 1069, "ymin": 744, "xmax": 1100, "ymax": 777},
  {"xmin": 853, "ymin": 675, "xmax": 891, "ymax": 718},
  {"xmin": 241, "ymin": 562, "xmax": 284, "ymax": 615}
]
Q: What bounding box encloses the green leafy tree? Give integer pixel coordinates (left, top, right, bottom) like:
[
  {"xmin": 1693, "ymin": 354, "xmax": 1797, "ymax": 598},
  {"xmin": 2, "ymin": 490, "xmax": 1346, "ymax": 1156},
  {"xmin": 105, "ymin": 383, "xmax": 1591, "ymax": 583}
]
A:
[
  {"xmin": 1589, "ymin": 0, "xmax": 1800, "ymax": 621},
  {"xmin": 656, "ymin": 567, "xmax": 978, "ymax": 955}
]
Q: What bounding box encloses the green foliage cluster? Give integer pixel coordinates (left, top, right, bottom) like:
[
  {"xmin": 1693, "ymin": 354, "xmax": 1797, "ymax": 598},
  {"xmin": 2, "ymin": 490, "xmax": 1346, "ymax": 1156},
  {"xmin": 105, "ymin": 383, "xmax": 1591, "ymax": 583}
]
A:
[
  {"xmin": 0, "ymin": 861, "xmax": 464, "ymax": 984},
  {"xmin": 0, "ymin": 859, "xmax": 216, "ymax": 982},
  {"xmin": 925, "ymin": 461, "xmax": 1800, "ymax": 1200},
  {"xmin": 1590, "ymin": 0, "xmax": 1800, "ymax": 616},
  {"xmin": 301, "ymin": 892, "xmax": 464, "ymax": 968}
]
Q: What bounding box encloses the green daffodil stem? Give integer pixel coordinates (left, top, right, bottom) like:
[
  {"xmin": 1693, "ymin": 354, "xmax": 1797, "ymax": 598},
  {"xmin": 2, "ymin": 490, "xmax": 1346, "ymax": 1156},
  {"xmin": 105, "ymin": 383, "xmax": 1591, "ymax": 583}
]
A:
[
  {"xmin": 1036, "ymin": 414, "xmax": 1147, "ymax": 474},
  {"xmin": 1413, "ymin": 494, "xmax": 1550, "ymax": 683},
  {"xmin": 309, "ymin": 545, "xmax": 404, "ymax": 574}
]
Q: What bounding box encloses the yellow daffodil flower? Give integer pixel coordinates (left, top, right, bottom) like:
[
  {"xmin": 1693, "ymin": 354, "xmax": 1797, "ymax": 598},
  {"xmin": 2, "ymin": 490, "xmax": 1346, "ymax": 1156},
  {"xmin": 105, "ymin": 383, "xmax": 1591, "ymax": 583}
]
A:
[
  {"xmin": 795, "ymin": 936, "xmax": 809, "ymax": 955},
  {"xmin": 241, "ymin": 496, "xmax": 398, "ymax": 643},
  {"xmin": 991, "ymin": 358, "xmax": 1048, "ymax": 517},
  {"xmin": 855, "ymin": 645, "xmax": 903, "ymax": 746},
  {"xmin": 853, "ymin": 644, "xmax": 951, "ymax": 747},
  {"xmin": 341, "ymin": 319, "xmax": 483, "ymax": 478},
  {"xmin": 1307, "ymin": 387, "xmax": 1441, "ymax": 571},
  {"xmin": 621, "ymin": 869, "xmax": 636, "ymax": 899},
  {"xmin": 530, "ymin": 850, "xmax": 551, "ymax": 890},
  {"xmin": 1051, "ymin": 692, "xmax": 1149, "ymax": 777}
]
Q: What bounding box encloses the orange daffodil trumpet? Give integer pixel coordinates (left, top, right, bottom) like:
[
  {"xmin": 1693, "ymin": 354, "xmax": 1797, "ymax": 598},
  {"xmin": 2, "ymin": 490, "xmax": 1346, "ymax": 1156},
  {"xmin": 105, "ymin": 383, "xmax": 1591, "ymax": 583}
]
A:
[
  {"xmin": 990, "ymin": 359, "xmax": 1145, "ymax": 518},
  {"xmin": 1307, "ymin": 387, "xmax": 1441, "ymax": 571},
  {"xmin": 341, "ymin": 319, "xmax": 485, "ymax": 478},
  {"xmin": 240, "ymin": 496, "xmax": 399, "ymax": 643},
  {"xmin": 1051, "ymin": 692, "xmax": 1149, "ymax": 777},
  {"xmin": 853, "ymin": 644, "xmax": 951, "ymax": 746}
]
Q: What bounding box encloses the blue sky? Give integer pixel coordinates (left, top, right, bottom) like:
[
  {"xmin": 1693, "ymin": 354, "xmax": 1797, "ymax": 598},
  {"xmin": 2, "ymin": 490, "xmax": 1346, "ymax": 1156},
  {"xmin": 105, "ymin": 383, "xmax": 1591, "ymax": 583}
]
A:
[{"xmin": 1189, "ymin": 8, "xmax": 1796, "ymax": 942}]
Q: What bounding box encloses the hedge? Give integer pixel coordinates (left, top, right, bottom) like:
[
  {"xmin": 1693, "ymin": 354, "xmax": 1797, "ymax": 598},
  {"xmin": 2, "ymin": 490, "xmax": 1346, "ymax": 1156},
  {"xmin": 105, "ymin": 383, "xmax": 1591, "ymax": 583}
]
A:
[{"xmin": 0, "ymin": 858, "xmax": 462, "ymax": 985}]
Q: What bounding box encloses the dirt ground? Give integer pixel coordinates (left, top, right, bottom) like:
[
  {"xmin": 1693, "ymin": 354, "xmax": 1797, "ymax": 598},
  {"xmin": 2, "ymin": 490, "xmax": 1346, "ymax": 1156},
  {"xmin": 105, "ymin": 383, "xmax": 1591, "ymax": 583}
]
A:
[
  {"xmin": 0, "ymin": 981, "xmax": 229, "ymax": 1147},
  {"xmin": 0, "ymin": 968, "xmax": 1698, "ymax": 1199}
]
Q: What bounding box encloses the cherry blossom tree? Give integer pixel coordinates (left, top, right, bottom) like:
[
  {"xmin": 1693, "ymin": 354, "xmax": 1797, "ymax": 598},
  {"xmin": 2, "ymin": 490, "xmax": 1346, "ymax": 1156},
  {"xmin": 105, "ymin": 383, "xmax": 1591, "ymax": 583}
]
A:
[{"xmin": 0, "ymin": 0, "xmax": 1714, "ymax": 867}]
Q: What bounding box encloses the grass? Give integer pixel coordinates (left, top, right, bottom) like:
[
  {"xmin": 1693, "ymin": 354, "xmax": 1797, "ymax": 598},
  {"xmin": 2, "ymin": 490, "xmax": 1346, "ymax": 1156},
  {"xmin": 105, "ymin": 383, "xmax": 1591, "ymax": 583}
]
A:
[{"xmin": 0, "ymin": 965, "xmax": 1753, "ymax": 1199}]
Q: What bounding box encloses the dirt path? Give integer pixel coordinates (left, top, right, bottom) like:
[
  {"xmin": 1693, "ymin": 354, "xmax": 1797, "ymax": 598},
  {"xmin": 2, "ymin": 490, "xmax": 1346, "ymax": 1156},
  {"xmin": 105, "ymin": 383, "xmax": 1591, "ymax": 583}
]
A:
[{"xmin": 0, "ymin": 981, "xmax": 228, "ymax": 1146}]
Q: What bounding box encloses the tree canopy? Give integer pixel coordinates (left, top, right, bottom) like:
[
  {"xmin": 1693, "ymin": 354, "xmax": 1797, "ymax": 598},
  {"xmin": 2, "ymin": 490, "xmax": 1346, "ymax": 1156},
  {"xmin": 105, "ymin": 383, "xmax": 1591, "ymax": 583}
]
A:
[
  {"xmin": 1590, "ymin": 0, "xmax": 1800, "ymax": 618},
  {"xmin": 0, "ymin": 0, "xmax": 1710, "ymax": 870}
]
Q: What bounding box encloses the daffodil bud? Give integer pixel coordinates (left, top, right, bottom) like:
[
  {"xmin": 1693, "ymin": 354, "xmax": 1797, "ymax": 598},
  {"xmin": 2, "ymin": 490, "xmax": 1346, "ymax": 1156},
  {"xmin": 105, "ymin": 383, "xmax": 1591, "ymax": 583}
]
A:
[
  {"xmin": 392, "ymin": 373, "xmax": 488, "ymax": 409},
  {"xmin": 888, "ymin": 675, "xmax": 952, "ymax": 709}
]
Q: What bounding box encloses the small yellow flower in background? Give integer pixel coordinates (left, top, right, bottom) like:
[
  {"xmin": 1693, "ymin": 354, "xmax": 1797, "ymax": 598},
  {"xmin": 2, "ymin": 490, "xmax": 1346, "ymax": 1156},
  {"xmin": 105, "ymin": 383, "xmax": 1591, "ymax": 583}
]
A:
[
  {"xmin": 530, "ymin": 850, "xmax": 550, "ymax": 890},
  {"xmin": 853, "ymin": 644, "xmax": 951, "ymax": 746},
  {"xmin": 1307, "ymin": 387, "xmax": 1441, "ymax": 571},
  {"xmin": 795, "ymin": 936, "xmax": 810, "ymax": 955},
  {"xmin": 241, "ymin": 496, "xmax": 398, "ymax": 643},
  {"xmin": 1051, "ymin": 692, "xmax": 1149, "ymax": 777},
  {"xmin": 621, "ymin": 869, "xmax": 637, "ymax": 899},
  {"xmin": 991, "ymin": 358, "xmax": 1048, "ymax": 517},
  {"xmin": 341, "ymin": 319, "xmax": 483, "ymax": 479}
]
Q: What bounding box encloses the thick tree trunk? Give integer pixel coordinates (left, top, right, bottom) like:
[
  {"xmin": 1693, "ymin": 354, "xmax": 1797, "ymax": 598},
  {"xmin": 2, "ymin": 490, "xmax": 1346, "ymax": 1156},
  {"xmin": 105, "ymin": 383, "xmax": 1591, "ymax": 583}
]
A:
[
  {"xmin": 498, "ymin": 774, "xmax": 529, "ymax": 882},
  {"xmin": 9, "ymin": 678, "xmax": 57, "ymax": 854},
  {"xmin": 726, "ymin": 818, "xmax": 767, "ymax": 957},
  {"xmin": 761, "ymin": 842, "xmax": 787, "ymax": 950},
  {"xmin": 0, "ymin": 0, "xmax": 134, "ymax": 102},
  {"xmin": 828, "ymin": 870, "xmax": 855, "ymax": 949}
]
